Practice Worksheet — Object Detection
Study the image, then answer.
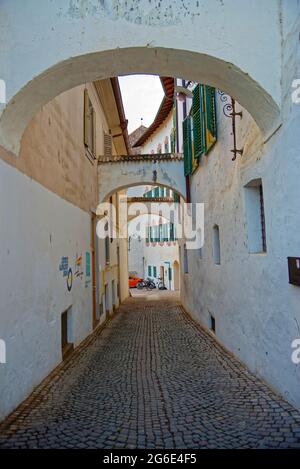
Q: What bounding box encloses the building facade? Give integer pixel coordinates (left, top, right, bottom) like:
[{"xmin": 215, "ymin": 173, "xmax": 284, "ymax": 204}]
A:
[{"xmin": 0, "ymin": 79, "xmax": 129, "ymax": 420}]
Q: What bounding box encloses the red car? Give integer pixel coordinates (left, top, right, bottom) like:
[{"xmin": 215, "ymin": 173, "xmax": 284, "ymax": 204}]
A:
[{"xmin": 128, "ymin": 272, "xmax": 143, "ymax": 288}]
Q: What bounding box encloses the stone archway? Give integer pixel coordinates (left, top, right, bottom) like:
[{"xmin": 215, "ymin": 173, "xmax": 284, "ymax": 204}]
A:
[{"xmin": 0, "ymin": 0, "xmax": 282, "ymax": 155}]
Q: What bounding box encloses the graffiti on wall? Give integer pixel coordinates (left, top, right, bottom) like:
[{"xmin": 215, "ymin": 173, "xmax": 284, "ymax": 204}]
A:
[
  {"xmin": 74, "ymin": 254, "xmax": 83, "ymax": 279},
  {"xmin": 59, "ymin": 256, "xmax": 69, "ymax": 277},
  {"xmin": 59, "ymin": 256, "xmax": 73, "ymax": 292},
  {"xmin": 59, "ymin": 252, "xmax": 91, "ymax": 291},
  {"xmin": 85, "ymin": 251, "xmax": 91, "ymax": 288}
]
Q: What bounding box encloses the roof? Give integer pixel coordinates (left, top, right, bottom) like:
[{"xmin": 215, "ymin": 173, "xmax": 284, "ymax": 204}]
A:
[
  {"xmin": 132, "ymin": 77, "xmax": 174, "ymax": 148},
  {"xmin": 110, "ymin": 77, "xmax": 131, "ymax": 155},
  {"xmin": 129, "ymin": 125, "xmax": 148, "ymax": 154}
]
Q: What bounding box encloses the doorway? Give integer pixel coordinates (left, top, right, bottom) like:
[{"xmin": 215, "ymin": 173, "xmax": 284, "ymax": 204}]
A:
[{"xmin": 173, "ymin": 261, "xmax": 180, "ymax": 291}]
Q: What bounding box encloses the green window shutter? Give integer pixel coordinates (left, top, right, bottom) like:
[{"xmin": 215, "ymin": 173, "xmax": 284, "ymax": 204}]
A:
[
  {"xmin": 150, "ymin": 226, "xmax": 153, "ymax": 242},
  {"xmin": 183, "ymin": 116, "xmax": 192, "ymax": 176},
  {"xmin": 170, "ymin": 223, "xmax": 174, "ymax": 241},
  {"xmin": 173, "ymin": 192, "xmax": 180, "ymax": 203},
  {"xmin": 153, "ymin": 266, "xmax": 157, "ymax": 278},
  {"xmin": 165, "ymin": 224, "xmax": 168, "ymax": 242},
  {"xmin": 170, "ymin": 132, "xmax": 173, "ymax": 153},
  {"xmin": 159, "ymin": 224, "xmax": 163, "ymax": 242},
  {"xmin": 192, "ymin": 84, "xmax": 206, "ymax": 159},
  {"xmin": 154, "ymin": 187, "xmax": 159, "ymax": 198},
  {"xmin": 148, "ymin": 266, "xmax": 152, "ymax": 276},
  {"xmin": 204, "ymin": 85, "xmax": 217, "ymax": 153},
  {"xmin": 168, "ymin": 267, "xmax": 172, "ymax": 281}
]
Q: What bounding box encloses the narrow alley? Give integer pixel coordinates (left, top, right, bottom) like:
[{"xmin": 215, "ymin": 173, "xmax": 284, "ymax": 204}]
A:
[{"xmin": 1, "ymin": 294, "xmax": 300, "ymax": 449}]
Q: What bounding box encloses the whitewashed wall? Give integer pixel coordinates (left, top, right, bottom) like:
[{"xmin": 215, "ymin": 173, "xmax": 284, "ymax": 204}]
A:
[
  {"xmin": 0, "ymin": 159, "xmax": 93, "ymax": 420},
  {"xmin": 144, "ymin": 242, "xmax": 179, "ymax": 290},
  {"xmin": 179, "ymin": 10, "xmax": 300, "ymax": 408},
  {"xmin": 141, "ymin": 113, "xmax": 173, "ymax": 154}
]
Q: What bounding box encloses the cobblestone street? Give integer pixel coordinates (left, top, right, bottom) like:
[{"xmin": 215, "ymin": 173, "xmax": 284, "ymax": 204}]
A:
[{"xmin": 1, "ymin": 294, "xmax": 300, "ymax": 449}]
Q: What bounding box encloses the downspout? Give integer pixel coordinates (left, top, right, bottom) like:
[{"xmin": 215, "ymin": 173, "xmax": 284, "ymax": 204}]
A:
[{"xmin": 182, "ymin": 79, "xmax": 191, "ymax": 203}]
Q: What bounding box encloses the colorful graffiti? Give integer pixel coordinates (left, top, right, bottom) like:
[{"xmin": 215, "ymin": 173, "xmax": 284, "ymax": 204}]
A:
[
  {"xmin": 74, "ymin": 254, "xmax": 83, "ymax": 279},
  {"xmin": 59, "ymin": 256, "xmax": 73, "ymax": 292},
  {"xmin": 85, "ymin": 251, "xmax": 91, "ymax": 288},
  {"xmin": 59, "ymin": 256, "xmax": 69, "ymax": 277},
  {"xmin": 59, "ymin": 252, "xmax": 90, "ymax": 291},
  {"xmin": 67, "ymin": 268, "xmax": 73, "ymax": 292}
]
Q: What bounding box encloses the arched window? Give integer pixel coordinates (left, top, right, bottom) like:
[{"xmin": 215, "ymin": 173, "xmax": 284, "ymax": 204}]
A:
[
  {"xmin": 183, "ymin": 244, "xmax": 189, "ymax": 273},
  {"xmin": 213, "ymin": 225, "xmax": 221, "ymax": 265}
]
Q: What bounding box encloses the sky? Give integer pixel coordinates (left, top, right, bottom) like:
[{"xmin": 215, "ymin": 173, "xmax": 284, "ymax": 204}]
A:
[{"xmin": 118, "ymin": 75, "xmax": 164, "ymax": 134}]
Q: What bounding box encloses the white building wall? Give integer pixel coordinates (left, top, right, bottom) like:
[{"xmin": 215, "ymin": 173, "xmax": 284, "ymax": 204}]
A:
[
  {"xmin": 179, "ymin": 22, "xmax": 300, "ymax": 409},
  {"xmin": 145, "ymin": 242, "xmax": 179, "ymax": 290},
  {"xmin": 141, "ymin": 113, "xmax": 173, "ymax": 154},
  {"xmin": 0, "ymin": 159, "xmax": 93, "ymax": 420}
]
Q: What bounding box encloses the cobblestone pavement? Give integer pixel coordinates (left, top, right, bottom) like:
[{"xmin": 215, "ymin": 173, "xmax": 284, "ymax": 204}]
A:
[{"xmin": 1, "ymin": 294, "xmax": 300, "ymax": 449}]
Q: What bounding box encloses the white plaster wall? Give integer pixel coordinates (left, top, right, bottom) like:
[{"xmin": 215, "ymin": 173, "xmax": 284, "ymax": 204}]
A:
[
  {"xmin": 141, "ymin": 113, "xmax": 173, "ymax": 154},
  {"xmin": 145, "ymin": 242, "xmax": 179, "ymax": 290},
  {"xmin": 0, "ymin": 0, "xmax": 284, "ymax": 153},
  {"xmin": 180, "ymin": 9, "xmax": 300, "ymax": 408},
  {"xmin": 128, "ymin": 236, "xmax": 145, "ymax": 279},
  {"xmin": 0, "ymin": 158, "xmax": 93, "ymax": 420},
  {"xmin": 98, "ymin": 159, "xmax": 186, "ymax": 202}
]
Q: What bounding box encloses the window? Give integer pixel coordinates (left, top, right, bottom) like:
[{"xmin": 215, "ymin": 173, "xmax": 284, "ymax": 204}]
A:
[
  {"xmin": 84, "ymin": 90, "xmax": 96, "ymax": 162},
  {"xmin": 213, "ymin": 225, "xmax": 221, "ymax": 265},
  {"xmin": 105, "ymin": 221, "xmax": 110, "ymax": 264},
  {"xmin": 61, "ymin": 306, "xmax": 74, "ymax": 360},
  {"xmin": 244, "ymin": 179, "xmax": 267, "ymax": 253},
  {"xmin": 183, "ymin": 115, "xmax": 193, "ymax": 176},
  {"xmin": 148, "ymin": 266, "xmax": 152, "ymax": 276},
  {"xmin": 104, "ymin": 131, "xmax": 112, "ymax": 158},
  {"xmin": 183, "ymin": 244, "xmax": 188, "ymax": 273},
  {"xmin": 164, "ymin": 137, "xmax": 169, "ymax": 154},
  {"xmin": 109, "ymin": 196, "xmax": 114, "ymax": 243},
  {"xmin": 183, "ymin": 85, "xmax": 217, "ymax": 176},
  {"xmin": 153, "ymin": 266, "xmax": 157, "ymax": 278},
  {"xmin": 193, "ymin": 84, "xmax": 217, "ymax": 158},
  {"xmin": 210, "ymin": 314, "xmax": 216, "ymax": 334}
]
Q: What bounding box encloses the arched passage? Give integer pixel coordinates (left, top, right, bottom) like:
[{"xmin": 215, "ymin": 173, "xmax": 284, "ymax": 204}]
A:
[
  {"xmin": 98, "ymin": 157, "xmax": 186, "ymax": 203},
  {"xmin": 0, "ymin": 0, "xmax": 282, "ymax": 154}
]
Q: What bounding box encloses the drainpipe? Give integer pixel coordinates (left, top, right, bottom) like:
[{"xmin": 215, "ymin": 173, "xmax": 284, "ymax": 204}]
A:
[{"xmin": 182, "ymin": 79, "xmax": 191, "ymax": 203}]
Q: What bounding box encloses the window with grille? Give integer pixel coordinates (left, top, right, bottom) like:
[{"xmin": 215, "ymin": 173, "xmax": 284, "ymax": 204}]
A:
[
  {"xmin": 244, "ymin": 179, "xmax": 267, "ymax": 253},
  {"xmin": 213, "ymin": 225, "xmax": 221, "ymax": 265},
  {"xmin": 183, "ymin": 244, "xmax": 188, "ymax": 273}
]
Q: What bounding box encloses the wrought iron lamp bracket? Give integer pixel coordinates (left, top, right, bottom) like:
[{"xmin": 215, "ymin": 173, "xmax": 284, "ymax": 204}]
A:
[{"xmin": 218, "ymin": 91, "xmax": 244, "ymax": 160}]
